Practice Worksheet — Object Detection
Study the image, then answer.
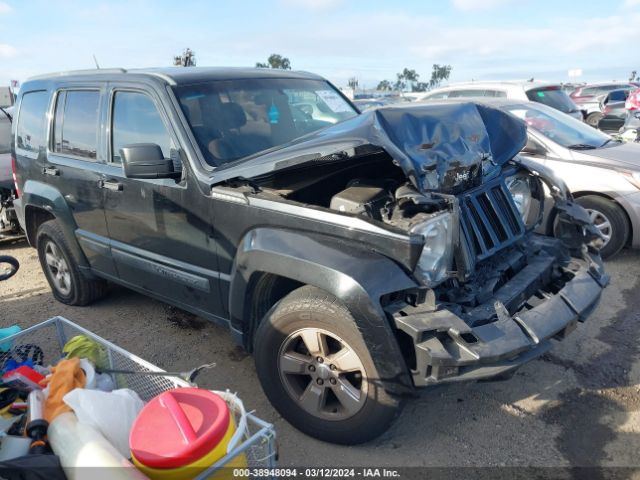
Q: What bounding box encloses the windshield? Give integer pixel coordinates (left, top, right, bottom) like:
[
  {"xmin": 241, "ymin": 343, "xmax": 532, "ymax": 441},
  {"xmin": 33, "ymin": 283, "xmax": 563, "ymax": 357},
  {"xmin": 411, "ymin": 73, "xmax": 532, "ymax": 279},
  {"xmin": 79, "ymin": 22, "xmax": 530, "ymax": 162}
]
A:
[
  {"xmin": 526, "ymin": 87, "xmax": 578, "ymax": 113},
  {"xmin": 174, "ymin": 78, "xmax": 358, "ymax": 167},
  {"xmin": 506, "ymin": 103, "xmax": 611, "ymax": 149}
]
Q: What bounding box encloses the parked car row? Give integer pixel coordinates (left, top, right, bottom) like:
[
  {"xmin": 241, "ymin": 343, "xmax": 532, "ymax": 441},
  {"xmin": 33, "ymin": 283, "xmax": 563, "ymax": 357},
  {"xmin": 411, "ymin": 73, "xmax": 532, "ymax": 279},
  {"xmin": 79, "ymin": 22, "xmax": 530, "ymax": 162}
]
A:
[
  {"xmin": 568, "ymin": 81, "xmax": 639, "ymax": 127},
  {"xmin": 563, "ymin": 81, "xmax": 640, "ymax": 139},
  {"xmin": 596, "ymin": 88, "xmax": 631, "ymax": 133},
  {"xmin": 416, "ymin": 81, "xmax": 584, "ymax": 121}
]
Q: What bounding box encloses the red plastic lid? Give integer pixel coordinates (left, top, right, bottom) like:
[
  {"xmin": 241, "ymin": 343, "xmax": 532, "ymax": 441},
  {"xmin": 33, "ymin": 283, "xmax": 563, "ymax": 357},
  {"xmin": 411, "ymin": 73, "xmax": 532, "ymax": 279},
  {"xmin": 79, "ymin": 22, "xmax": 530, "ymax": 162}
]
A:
[{"xmin": 129, "ymin": 388, "xmax": 230, "ymax": 469}]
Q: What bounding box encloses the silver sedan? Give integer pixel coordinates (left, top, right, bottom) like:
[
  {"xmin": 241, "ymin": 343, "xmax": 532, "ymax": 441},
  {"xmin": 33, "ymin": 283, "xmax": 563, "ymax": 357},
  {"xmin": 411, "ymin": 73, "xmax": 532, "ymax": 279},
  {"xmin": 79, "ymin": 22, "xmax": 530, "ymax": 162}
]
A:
[{"xmin": 499, "ymin": 99, "xmax": 640, "ymax": 258}]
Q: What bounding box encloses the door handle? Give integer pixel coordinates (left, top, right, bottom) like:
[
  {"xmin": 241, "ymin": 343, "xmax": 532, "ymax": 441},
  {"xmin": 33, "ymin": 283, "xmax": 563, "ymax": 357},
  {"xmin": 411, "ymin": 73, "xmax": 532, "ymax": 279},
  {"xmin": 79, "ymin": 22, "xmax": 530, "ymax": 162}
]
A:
[
  {"xmin": 99, "ymin": 179, "xmax": 123, "ymax": 192},
  {"xmin": 42, "ymin": 166, "xmax": 60, "ymax": 176}
]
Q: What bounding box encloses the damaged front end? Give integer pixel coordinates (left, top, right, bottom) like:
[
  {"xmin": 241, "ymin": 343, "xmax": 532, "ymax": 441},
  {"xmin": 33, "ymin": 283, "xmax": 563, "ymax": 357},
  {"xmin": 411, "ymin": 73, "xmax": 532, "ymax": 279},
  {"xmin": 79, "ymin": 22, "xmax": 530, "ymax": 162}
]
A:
[
  {"xmin": 219, "ymin": 101, "xmax": 608, "ymax": 387},
  {"xmin": 386, "ymin": 159, "xmax": 608, "ymax": 386}
]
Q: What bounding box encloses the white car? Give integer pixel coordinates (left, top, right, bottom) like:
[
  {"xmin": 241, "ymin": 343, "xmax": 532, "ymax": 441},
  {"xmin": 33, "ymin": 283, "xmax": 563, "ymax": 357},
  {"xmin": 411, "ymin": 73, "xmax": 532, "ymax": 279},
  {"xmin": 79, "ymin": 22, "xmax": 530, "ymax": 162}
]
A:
[{"xmin": 419, "ymin": 81, "xmax": 584, "ymax": 122}]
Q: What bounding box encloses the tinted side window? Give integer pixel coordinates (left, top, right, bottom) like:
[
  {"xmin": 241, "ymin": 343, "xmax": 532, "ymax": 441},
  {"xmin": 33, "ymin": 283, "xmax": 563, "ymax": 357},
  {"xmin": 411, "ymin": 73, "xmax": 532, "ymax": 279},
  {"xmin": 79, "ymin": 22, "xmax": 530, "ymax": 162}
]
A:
[
  {"xmin": 485, "ymin": 90, "xmax": 507, "ymax": 98},
  {"xmin": 111, "ymin": 91, "xmax": 172, "ymax": 163},
  {"xmin": 448, "ymin": 89, "xmax": 485, "ymax": 98},
  {"xmin": 608, "ymin": 90, "xmax": 627, "ymax": 102},
  {"xmin": 526, "ymin": 88, "xmax": 577, "ymax": 113},
  {"xmin": 16, "ymin": 91, "xmax": 49, "ymax": 153},
  {"xmin": 54, "ymin": 90, "xmax": 100, "ymax": 159}
]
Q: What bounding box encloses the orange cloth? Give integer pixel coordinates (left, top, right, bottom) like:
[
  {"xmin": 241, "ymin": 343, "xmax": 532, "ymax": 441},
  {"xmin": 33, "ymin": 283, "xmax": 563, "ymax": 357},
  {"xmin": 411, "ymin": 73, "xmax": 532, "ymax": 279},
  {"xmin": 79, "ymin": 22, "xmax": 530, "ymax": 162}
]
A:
[{"xmin": 42, "ymin": 357, "xmax": 86, "ymax": 423}]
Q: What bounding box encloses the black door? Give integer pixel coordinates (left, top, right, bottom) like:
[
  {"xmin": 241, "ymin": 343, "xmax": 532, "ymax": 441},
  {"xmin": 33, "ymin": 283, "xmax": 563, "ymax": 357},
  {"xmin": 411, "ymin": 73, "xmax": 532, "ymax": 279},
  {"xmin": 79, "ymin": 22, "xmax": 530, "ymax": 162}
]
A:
[
  {"xmin": 44, "ymin": 88, "xmax": 116, "ymax": 276},
  {"xmin": 102, "ymin": 88, "xmax": 225, "ymax": 320}
]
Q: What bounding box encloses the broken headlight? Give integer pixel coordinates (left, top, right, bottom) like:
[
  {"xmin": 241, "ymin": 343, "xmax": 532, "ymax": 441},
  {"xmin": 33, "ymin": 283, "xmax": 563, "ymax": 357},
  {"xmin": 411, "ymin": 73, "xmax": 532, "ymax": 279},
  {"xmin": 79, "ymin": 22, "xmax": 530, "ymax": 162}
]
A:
[
  {"xmin": 506, "ymin": 173, "xmax": 533, "ymax": 222},
  {"xmin": 411, "ymin": 213, "xmax": 453, "ymax": 286}
]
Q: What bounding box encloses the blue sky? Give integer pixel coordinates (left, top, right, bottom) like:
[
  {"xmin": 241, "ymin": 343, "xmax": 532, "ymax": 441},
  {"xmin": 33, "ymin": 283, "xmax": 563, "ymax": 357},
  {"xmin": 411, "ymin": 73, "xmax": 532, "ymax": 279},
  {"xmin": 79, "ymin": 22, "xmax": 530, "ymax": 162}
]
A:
[{"xmin": 1, "ymin": 0, "xmax": 639, "ymax": 89}]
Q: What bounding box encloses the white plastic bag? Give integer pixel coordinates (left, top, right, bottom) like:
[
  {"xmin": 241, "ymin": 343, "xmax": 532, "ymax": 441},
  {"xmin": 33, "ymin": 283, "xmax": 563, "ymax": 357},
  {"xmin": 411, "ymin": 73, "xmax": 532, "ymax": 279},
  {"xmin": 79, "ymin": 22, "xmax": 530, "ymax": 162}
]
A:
[
  {"xmin": 63, "ymin": 388, "xmax": 144, "ymax": 457},
  {"xmin": 212, "ymin": 390, "xmax": 248, "ymax": 454}
]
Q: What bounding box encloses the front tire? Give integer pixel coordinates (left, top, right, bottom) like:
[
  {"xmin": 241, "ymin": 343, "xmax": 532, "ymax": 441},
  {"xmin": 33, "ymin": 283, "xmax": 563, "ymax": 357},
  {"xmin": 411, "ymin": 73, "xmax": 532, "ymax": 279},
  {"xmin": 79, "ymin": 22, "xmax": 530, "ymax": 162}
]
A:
[
  {"xmin": 254, "ymin": 286, "xmax": 403, "ymax": 444},
  {"xmin": 36, "ymin": 220, "xmax": 107, "ymax": 305},
  {"xmin": 575, "ymin": 195, "xmax": 629, "ymax": 259}
]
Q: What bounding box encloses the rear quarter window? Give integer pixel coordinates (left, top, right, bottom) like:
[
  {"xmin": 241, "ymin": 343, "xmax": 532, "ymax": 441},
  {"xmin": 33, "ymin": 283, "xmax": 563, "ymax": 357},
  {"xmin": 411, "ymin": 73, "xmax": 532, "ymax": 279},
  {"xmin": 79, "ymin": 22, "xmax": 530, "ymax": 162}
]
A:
[{"xmin": 16, "ymin": 90, "xmax": 50, "ymax": 154}]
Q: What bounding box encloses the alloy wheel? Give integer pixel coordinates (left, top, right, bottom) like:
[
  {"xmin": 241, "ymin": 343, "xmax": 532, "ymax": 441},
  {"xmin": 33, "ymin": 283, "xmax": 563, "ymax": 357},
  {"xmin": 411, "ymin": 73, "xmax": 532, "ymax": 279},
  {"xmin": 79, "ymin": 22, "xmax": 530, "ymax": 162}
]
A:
[
  {"xmin": 278, "ymin": 328, "xmax": 368, "ymax": 421},
  {"xmin": 586, "ymin": 208, "xmax": 612, "ymax": 248},
  {"xmin": 43, "ymin": 240, "xmax": 72, "ymax": 296}
]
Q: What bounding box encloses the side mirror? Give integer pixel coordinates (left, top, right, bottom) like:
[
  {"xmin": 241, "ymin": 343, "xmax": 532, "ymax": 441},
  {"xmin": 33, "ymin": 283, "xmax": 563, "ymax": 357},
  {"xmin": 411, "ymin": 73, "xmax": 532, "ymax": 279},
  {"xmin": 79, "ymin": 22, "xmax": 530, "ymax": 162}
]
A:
[
  {"xmin": 521, "ymin": 138, "xmax": 546, "ymax": 156},
  {"xmin": 120, "ymin": 143, "xmax": 179, "ymax": 179}
]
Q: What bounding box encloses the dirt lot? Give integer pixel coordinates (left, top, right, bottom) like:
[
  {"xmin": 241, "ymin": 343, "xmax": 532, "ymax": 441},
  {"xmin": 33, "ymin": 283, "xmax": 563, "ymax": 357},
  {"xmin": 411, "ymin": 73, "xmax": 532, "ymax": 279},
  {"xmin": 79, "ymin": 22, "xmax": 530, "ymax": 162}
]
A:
[{"xmin": 1, "ymin": 237, "xmax": 639, "ymax": 469}]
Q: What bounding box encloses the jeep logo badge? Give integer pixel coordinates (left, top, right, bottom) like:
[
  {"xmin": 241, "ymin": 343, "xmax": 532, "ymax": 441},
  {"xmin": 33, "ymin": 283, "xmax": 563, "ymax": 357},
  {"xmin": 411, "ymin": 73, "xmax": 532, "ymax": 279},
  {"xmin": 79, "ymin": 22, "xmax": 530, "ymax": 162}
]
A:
[{"xmin": 455, "ymin": 171, "xmax": 470, "ymax": 183}]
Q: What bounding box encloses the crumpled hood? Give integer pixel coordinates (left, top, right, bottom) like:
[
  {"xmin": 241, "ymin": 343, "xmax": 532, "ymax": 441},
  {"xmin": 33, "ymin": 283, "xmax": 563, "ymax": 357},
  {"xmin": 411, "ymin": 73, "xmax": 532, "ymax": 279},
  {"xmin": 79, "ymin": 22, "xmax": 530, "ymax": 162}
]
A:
[{"xmin": 212, "ymin": 102, "xmax": 527, "ymax": 194}]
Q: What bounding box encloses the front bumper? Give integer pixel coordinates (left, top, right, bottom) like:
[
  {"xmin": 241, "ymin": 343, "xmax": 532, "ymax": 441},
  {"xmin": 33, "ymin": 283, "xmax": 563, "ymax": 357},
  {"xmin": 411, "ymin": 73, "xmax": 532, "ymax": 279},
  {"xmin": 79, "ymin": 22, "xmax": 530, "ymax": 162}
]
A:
[{"xmin": 390, "ymin": 243, "xmax": 608, "ymax": 387}]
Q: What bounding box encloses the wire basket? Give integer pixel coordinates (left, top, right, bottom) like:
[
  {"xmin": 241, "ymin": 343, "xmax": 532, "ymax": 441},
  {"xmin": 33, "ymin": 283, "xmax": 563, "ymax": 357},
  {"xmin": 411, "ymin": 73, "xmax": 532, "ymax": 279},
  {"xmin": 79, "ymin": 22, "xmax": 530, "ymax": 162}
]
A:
[{"xmin": 0, "ymin": 316, "xmax": 277, "ymax": 478}]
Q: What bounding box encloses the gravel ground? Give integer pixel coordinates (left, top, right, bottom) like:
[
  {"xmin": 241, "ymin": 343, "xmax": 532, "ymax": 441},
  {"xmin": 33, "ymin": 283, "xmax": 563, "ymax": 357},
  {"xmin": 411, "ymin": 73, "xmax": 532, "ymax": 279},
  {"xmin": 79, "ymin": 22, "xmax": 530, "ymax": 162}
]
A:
[{"xmin": 1, "ymin": 237, "xmax": 639, "ymax": 469}]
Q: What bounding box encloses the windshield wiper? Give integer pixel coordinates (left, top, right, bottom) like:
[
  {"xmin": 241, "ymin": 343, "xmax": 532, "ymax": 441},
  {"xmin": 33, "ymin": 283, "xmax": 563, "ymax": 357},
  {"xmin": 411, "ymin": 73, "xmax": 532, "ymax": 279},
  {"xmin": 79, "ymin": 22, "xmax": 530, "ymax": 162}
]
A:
[
  {"xmin": 567, "ymin": 143, "xmax": 597, "ymax": 150},
  {"xmin": 600, "ymin": 138, "xmax": 620, "ymax": 148}
]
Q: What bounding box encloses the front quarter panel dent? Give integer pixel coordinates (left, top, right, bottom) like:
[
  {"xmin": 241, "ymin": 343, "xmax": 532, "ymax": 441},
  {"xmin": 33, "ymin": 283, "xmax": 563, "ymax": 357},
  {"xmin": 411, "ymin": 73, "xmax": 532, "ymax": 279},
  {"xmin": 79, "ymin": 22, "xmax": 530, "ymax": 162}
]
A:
[{"xmin": 230, "ymin": 227, "xmax": 418, "ymax": 394}]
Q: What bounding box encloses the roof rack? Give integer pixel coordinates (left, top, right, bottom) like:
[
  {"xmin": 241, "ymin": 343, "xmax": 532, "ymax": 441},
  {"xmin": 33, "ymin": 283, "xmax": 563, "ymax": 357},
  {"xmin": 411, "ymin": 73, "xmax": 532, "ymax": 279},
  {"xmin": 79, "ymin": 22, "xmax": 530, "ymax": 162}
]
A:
[{"xmin": 27, "ymin": 68, "xmax": 127, "ymax": 80}]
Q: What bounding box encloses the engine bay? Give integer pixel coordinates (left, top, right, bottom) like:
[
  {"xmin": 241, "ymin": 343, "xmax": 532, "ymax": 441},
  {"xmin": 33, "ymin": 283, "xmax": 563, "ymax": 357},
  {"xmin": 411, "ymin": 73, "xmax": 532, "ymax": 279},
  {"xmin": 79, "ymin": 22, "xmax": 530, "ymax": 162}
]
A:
[{"xmin": 252, "ymin": 151, "xmax": 449, "ymax": 231}]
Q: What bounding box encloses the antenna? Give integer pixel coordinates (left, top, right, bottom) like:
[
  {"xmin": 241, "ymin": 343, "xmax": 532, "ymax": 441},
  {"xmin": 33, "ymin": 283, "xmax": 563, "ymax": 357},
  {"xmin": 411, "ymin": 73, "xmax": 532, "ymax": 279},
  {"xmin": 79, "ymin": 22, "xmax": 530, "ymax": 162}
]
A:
[{"xmin": 93, "ymin": 54, "xmax": 100, "ymax": 69}]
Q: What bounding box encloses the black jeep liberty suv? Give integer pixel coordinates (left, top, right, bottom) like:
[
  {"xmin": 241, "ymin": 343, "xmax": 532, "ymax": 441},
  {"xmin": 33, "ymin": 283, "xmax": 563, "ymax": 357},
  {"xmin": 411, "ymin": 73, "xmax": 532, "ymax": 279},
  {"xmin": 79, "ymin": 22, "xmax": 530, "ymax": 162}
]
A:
[{"xmin": 11, "ymin": 68, "xmax": 607, "ymax": 444}]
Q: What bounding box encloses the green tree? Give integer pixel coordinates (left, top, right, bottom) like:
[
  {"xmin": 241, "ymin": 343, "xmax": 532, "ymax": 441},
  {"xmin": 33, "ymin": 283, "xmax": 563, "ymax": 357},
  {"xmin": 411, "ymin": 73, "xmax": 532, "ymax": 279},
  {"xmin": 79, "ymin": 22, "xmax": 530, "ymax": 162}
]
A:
[
  {"xmin": 413, "ymin": 82, "xmax": 429, "ymax": 92},
  {"xmin": 377, "ymin": 80, "xmax": 392, "ymax": 91},
  {"xmin": 348, "ymin": 77, "xmax": 359, "ymax": 89},
  {"xmin": 256, "ymin": 53, "xmax": 291, "ymax": 70},
  {"xmin": 402, "ymin": 68, "xmax": 419, "ymax": 91},
  {"xmin": 394, "ymin": 68, "xmax": 421, "ymax": 92},
  {"xmin": 429, "ymin": 64, "xmax": 452, "ymax": 89},
  {"xmin": 630, "ymin": 70, "xmax": 638, "ymax": 82},
  {"xmin": 173, "ymin": 48, "xmax": 196, "ymax": 67}
]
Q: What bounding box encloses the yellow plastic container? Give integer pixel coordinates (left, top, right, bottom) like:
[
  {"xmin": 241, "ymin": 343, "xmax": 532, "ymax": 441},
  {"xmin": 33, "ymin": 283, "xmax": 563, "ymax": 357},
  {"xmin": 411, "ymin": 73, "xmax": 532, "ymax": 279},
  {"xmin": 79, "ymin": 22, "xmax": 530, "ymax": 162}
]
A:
[
  {"xmin": 130, "ymin": 388, "xmax": 247, "ymax": 480},
  {"xmin": 132, "ymin": 417, "xmax": 247, "ymax": 480}
]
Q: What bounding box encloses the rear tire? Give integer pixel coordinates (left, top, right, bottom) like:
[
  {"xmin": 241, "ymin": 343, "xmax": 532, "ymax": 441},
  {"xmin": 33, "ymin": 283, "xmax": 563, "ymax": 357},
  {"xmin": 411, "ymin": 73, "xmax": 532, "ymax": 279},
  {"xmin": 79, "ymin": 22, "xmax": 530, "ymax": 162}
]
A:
[
  {"xmin": 254, "ymin": 285, "xmax": 403, "ymax": 444},
  {"xmin": 0, "ymin": 255, "xmax": 19, "ymax": 281},
  {"xmin": 586, "ymin": 112, "xmax": 603, "ymax": 128},
  {"xmin": 575, "ymin": 195, "xmax": 629, "ymax": 259},
  {"xmin": 36, "ymin": 220, "xmax": 107, "ymax": 305}
]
